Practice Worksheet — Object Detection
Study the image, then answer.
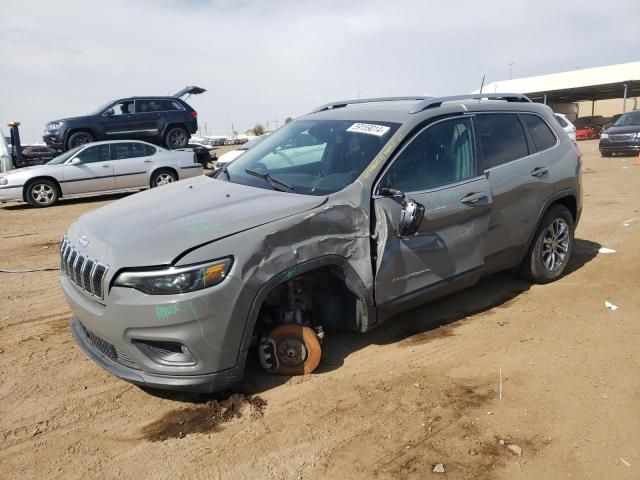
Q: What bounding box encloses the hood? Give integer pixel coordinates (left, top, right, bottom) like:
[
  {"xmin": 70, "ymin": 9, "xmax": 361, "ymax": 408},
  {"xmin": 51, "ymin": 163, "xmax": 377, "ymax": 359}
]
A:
[
  {"xmin": 1, "ymin": 164, "xmax": 60, "ymax": 178},
  {"xmin": 217, "ymin": 150, "xmax": 244, "ymax": 164},
  {"xmin": 604, "ymin": 124, "xmax": 640, "ymax": 134},
  {"xmin": 49, "ymin": 116, "xmax": 90, "ymax": 124},
  {"xmin": 67, "ymin": 176, "xmax": 326, "ymax": 268}
]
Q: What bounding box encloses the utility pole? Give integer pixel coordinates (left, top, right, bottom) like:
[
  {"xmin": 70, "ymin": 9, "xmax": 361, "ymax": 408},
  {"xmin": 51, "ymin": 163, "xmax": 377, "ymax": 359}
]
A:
[
  {"xmin": 204, "ymin": 123, "xmax": 208, "ymax": 136},
  {"xmin": 508, "ymin": 62, "xmax": 514, "ymax": 80},
  {"xmin": 274, "ymin": 118, "xmax": 279, "ymax": 130}
]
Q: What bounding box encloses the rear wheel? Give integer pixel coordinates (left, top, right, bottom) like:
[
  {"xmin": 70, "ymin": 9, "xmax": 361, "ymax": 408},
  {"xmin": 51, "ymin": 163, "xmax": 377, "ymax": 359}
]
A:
[
  {"xmin": 26, "ymin": 179, "xmax": 59, "ymax": 207},
  {"xmin": 521, "ymin": 205, "xmax": 574, "ymax": 284},
  {"xmin": 150, "ymin": 169, "xmax": 177, "ymax": 187},
  {"xmin": 259, "ymin": 324, "xmax": 321, "ymax": 375},
  {"xmin": 164, "ymin": 127, "xmax": 189, "ymax": 149}
]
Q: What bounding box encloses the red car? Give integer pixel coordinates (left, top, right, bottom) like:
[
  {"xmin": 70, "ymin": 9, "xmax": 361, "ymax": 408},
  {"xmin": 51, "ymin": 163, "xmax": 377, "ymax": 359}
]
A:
[
  {"xmin": 574, "ymin": 116, "xmax": 604, "ymax": 140},
  {"xmin": 575, "ymin": 125, "xmax": 601, "ymax": 140}
]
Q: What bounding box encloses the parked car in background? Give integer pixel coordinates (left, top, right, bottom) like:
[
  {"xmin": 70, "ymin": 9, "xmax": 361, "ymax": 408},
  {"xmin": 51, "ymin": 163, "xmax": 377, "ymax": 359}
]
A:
[
  {"xmin": 43, "ymin": 86, "xmax": 205, "ymax": 152},
  {"xmin": 574, "ymin": 116, "xmax": 604, "ymax": 140},
  {"xmin": 216, "ymin": 134, "xmax": 270, "ymax": 165},
  {"xmin": 180, "ymin": 143, "xmax": 217, "ymax": 168},
  {"xmin": 21, "ymin": 145, "xmax": 57, "ymax": 165},
  {"xmin": 0, "ymin": 140, "xmax": 202, "ymax": 207},
  {"xmin": 61, "ymin": 93, "xmax": 581, "ymax": 393},
  {"xmin": 554, "ymin": 113, "xmax": 577, "ymax": 141},
  {"xmin": 0, "ymin": 128, "xmax": 11, "ymax": 173},
  {"xmin": 599, "ymin": 110, "xmax": 640, "ymax": 157}
]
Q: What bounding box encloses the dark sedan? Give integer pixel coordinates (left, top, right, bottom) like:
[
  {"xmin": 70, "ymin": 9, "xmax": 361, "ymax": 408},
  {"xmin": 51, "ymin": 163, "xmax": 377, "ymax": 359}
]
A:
[{"xmin": 599, "ymin": 111, "xmax": 640, "ymax": 157}]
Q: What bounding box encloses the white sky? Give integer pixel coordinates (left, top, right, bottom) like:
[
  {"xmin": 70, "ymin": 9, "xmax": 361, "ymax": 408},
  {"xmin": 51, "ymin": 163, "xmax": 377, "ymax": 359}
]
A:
[{"xmin": 1, "ymin": 0, "xmax": 638, "ymax": 142}]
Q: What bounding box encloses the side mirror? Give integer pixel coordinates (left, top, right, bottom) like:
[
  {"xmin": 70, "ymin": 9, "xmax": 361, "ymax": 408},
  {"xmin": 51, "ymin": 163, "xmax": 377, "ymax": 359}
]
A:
[
  {"xmin": 70, "ymin": 158, "xmax": 82, "ymax": 165},
  {"xmin": 397, "ymin": 197, "xmax": 425, "ymax": 237},
  {"xmin": 104, "ymin": 108, "xmax": 115, "ymax": 117}
]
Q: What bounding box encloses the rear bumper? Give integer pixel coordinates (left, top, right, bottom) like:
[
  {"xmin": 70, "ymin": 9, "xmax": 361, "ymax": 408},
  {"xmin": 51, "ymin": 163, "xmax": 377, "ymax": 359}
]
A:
[{"xmin": 71, "ymin": 317, "xmax": 243, "ymax": 392}]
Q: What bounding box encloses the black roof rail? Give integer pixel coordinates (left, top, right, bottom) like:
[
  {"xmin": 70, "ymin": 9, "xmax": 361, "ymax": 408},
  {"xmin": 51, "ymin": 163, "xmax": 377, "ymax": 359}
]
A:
[
  {"xmin": 409, "ymin": 93, "xmax": 532, "ymax": 114},
  {"xmin": 310, "ymin": 96, "xmax": 431, "ymax": 114}
]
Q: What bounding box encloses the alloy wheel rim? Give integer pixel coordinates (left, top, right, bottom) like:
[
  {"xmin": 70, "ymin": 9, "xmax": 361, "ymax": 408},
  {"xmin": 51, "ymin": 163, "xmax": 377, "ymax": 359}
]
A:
[
  {"xmin": 73, "ymin": 135, "xmax": 90, "ymax": 147},
  {"xmin": 156, "ymin": 173, "xmax": 174, "ymax": 186},
  {"xmin": 542, "ymin": 218, "xmax": 569, "ymax": 271},
  {"xmin": 32, "ymin": 184, "xmax": 54, "ymax": 204},
  {"xmin": 170, "ymin": 131, "xmax": 187, "ymax": 147}
]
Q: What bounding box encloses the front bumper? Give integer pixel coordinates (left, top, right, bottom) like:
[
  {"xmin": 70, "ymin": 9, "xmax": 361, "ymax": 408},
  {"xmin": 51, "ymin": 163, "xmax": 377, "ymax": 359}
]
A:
[
  {"xmin": 43, "ymin": 131, "xmax": 65, "ymax": 149},
  {"xmin": 599, "ymin": 140, "xmax": 640, "ymax": 154},
  {"xmin": 62, "ymin": 266, "xmax": 249, "ymax": 392},
  {"xmin": 71, "ymin": 317, "xmax": 243, "ymax": 392},
  {"xmin": 0, "ymin": 186, "xmax": 23, "ymax": 202}
]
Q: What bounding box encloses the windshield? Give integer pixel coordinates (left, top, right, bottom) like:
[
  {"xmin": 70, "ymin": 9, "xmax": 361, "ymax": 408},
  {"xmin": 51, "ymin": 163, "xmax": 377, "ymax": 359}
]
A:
[
  {"xmin": 614, "ymin": 111, "xmax": 640, "ymax": 126},
  {"xmin": 225, "ymin": 119, "xmax": 400, "ymax": 195},
  {"xmin": 240, "ymin": 134, "xmax": 269, "ymax": 151},
  {"xmin": 47, "ymin": 146, "xmax": 83, "ymax": 165}
]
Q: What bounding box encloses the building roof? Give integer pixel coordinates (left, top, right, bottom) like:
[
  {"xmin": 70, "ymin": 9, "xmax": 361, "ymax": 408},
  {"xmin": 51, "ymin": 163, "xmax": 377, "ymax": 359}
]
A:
[{"xmin": 474, "ymin": 61, "xmax": 640, "ymax": 103}]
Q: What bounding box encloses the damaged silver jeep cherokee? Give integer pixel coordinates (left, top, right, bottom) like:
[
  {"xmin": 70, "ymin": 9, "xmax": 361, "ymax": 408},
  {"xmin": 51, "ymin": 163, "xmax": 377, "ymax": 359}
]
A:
[{"xmin": 61, "ymin": 94, "xmax": 582, "ymax": 392}]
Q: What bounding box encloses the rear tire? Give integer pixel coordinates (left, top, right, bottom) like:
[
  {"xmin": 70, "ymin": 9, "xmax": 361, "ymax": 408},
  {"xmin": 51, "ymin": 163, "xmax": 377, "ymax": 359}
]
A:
[
  {"xmin": 521, "ymin": 205, "xmax": 574, "ymax": 284},
  {"xmin": 164, "ymin": 127, "xmax": 189, "ymax": 149},
  {"xmin": 67, "ymin": 131, "xmax": 94, "ymax": 150},
  {"xmin": 26, "ymin": 179, "xmax": 59, "ymax": 208},
  {"xmin": 259, "ymin": 324, "xmax": 321, "ymax": 375},
  {"xmin": 150, "ymin": 169, "xmax": 177, "ymax": 187}
]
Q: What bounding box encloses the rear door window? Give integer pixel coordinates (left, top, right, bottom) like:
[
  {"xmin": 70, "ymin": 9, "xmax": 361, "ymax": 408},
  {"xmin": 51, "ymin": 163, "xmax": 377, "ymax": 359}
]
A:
[
  {"xmin": 136, "ymin": 99, "xmax": 183, "ymax": 113},
  {"xmin": 522, "ymin": 114, "xmax": 557, "ymax": 151},
  {"xmin": 111, "ymin": 142, "xmax": 148, "ymax": 160},
  {"xmin": 474, "ymin": 113, "xmax": 529, "ymax": 170}
]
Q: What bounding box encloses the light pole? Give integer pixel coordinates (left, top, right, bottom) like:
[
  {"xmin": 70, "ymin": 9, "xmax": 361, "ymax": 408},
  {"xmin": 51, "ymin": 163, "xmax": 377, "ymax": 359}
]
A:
[{"xmin": 508, "ymin": 62, "xmax": 514, "ymax": 80}]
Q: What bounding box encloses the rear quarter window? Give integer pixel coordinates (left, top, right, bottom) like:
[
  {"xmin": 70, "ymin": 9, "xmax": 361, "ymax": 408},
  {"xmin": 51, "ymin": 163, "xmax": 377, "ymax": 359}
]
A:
[
  {"xmin": 554, "ymin": 115, "xmax": 568, "ymax": 128},
  {"xmin": 522, "ymin": 114, "xmax": 557, "ymax": 151}
]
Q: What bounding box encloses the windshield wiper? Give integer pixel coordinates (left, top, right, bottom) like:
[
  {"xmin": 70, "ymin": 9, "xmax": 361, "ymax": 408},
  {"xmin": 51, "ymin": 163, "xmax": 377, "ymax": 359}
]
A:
[{"xmin": 244, "ymin": 169, "xmax": 295, "ymax": 193}]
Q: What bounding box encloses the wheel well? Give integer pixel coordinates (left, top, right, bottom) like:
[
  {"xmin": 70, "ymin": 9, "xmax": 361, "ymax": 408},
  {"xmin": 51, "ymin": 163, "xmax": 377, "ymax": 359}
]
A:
[
  {"xmin": 252, "ymin": 266, "xmax": 363, "ymax": 340},
  {"xmin": 150, "ymin": 167, "xmax": 178, "ymax": 184},
  {"xmin": 162, "ymin": 123, "xmax": 188, "ymax": 137},
  {"xmin": 550, "ymin": 195, "xmax": 577, "ymax": 222},
  {"xmin": 65, "ymin": 128, "xmax": 95, "ymax": 149},
  {"xmin": 23, "ymin": 176, "xmax": 62, "ymax": 201}
]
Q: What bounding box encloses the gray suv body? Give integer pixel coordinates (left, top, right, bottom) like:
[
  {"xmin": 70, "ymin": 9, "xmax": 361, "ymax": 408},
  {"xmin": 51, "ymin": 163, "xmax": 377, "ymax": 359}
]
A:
[{"xmin": 61, "ymin": 94, "xmax": 582, "ymax": 392}]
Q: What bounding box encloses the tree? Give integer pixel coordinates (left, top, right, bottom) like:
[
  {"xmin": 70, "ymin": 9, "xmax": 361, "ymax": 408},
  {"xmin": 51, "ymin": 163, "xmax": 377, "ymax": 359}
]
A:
[
  {"xmin": 253, "ymin": 123, "xmax": 266, "ymax": 136},
  {"xmin": 285, "ymin": 117, "xmax": 293, "ymax": 124}
]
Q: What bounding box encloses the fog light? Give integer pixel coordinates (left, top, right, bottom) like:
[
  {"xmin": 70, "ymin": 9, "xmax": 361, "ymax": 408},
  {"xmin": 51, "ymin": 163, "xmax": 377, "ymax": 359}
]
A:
[{"xmin": 133, "ymin": 340, "xmax": 196, "ymax": 366}]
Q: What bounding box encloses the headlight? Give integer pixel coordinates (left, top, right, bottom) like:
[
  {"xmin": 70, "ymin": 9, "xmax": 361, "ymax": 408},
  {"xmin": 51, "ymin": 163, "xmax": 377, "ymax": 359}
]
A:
[
  {"xmin": 113, "ymin": 257, "xmax": 232, "ymax": 294},
  {"xmin": 47, "ymin": 122, "xmax": 62, "ymax": 131},
  {"xmin": 600, "ymin": 132, "xmax": 608, "ymax": 139},
  {"xmin": 0, "ymin": 177, "xmax": 8, "ymax": 186}
]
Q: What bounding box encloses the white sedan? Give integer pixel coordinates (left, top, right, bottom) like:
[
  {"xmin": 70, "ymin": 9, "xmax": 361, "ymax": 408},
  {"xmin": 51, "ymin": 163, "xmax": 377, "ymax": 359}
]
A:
[
  {"xmin": 554, "ymin": 113, "xmax": 577, "ymax": 142},
  {"xmin": 0, "ymin": 140, "xmax": 202, "ymax": 207}
]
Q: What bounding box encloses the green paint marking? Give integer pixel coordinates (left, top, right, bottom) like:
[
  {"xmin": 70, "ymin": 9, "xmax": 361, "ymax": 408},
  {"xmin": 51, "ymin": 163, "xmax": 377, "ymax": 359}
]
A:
[
  {"xmin": 155, "ymin": 303, "xmax": 182, "ymax": 321},
  {"xmin": 188, "ymin": 298, "xmax": 218, "ymax": 350}
]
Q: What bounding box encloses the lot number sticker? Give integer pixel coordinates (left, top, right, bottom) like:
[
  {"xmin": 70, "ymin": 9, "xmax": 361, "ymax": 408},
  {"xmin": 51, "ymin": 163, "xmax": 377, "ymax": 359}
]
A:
[{"xmin": 347, "ymin": 123, "xmax": 390, "ymax": 136}]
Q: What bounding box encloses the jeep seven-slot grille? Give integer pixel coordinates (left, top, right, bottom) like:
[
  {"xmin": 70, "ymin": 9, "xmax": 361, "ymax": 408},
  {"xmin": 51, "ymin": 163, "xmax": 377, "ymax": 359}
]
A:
[{"xmin": 60, "ymin": 236, "xmax": 109, "ymax": 300}]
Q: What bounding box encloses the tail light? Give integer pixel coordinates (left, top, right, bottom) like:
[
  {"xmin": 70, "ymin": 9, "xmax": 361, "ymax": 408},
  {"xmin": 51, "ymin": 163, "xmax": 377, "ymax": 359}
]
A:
[
  {"xmin": 573, "ymin": 141, "xmax": 582, "ymax": 159},
  {"xmin": 191, "ymin": 111, "xmax": 198, "ymax": 118}
]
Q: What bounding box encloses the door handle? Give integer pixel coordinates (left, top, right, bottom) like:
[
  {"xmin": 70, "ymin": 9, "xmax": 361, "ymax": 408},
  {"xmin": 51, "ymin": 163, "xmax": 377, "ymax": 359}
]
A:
[
  {"xmin": 101, "ymin": 164, "xmax": 111, "ymax": 168},
  {"xmin": 144, "ymin": 159, "xmax": 152, "ymax": 163},
  {"xmin": 530, "ymin": 167, "xmax": 548, "ymax": 177},
  {"xmin": 460, "ymin": 192, "xmax": 488, "ymax": 205}
]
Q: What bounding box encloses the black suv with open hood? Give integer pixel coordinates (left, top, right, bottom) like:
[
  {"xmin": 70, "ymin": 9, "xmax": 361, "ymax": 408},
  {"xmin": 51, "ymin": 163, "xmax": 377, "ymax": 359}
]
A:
[
  {"xmin": 599, "ymin": 110, "xmax": 640, "ymax": 157},
  {"xmin": 44, "ymin": 86, "xmax": 205, "ymax": 151}
]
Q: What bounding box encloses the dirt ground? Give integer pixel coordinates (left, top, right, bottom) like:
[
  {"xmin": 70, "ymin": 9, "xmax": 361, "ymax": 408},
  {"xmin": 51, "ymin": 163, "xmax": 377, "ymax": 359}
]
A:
[{"xmin": 1, "ymin": 140, "xmax": 638, "ymax": 479}]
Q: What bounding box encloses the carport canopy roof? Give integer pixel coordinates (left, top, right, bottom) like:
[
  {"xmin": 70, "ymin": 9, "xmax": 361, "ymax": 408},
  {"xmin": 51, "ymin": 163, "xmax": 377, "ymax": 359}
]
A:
[{"xmin": 474, "ymin": 61, "xmax": 640, "ymax": 103}]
